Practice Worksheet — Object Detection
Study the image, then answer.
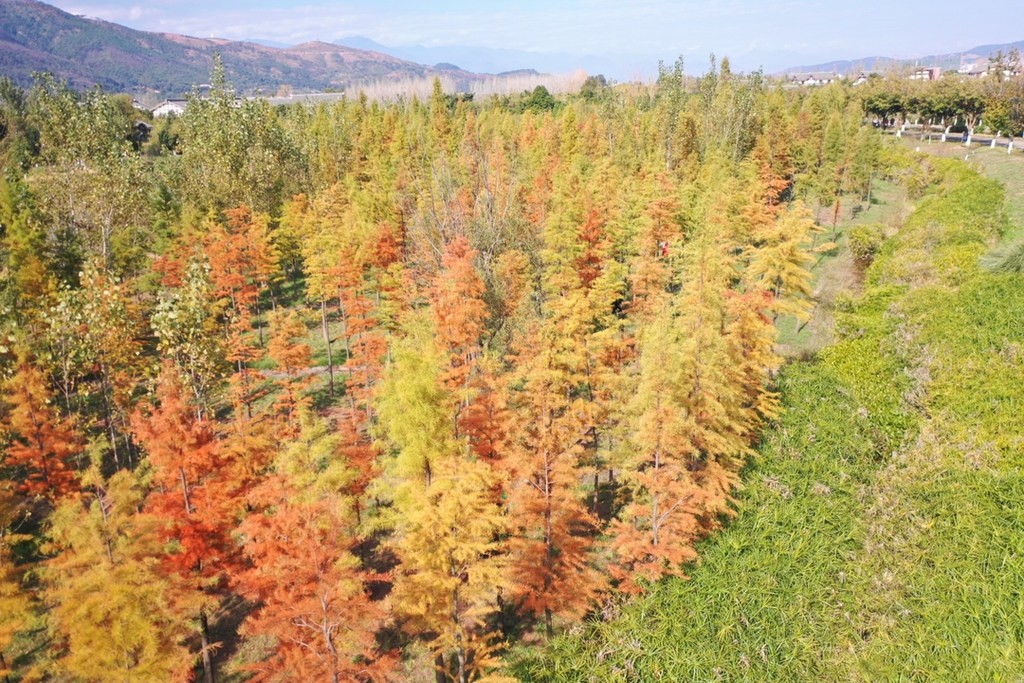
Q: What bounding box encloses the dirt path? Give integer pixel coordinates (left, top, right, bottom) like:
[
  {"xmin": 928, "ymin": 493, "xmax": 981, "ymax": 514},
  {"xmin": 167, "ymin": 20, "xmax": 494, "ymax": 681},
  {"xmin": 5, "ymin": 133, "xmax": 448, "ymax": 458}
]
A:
[{"xmin": 777, "ymin": 180, "xmax": 908, "ymax": 359}]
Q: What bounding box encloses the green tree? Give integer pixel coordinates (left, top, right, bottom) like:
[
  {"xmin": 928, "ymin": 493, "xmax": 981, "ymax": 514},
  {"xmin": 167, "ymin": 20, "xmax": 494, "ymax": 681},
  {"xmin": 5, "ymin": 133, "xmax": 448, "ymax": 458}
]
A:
[
  {"xmin": 28, "ymin": 76, "xmax": 152, "ymax": 275},
  {"xmin": 176, "ymin": 56, "xmax": 303, "ymax": 213}
]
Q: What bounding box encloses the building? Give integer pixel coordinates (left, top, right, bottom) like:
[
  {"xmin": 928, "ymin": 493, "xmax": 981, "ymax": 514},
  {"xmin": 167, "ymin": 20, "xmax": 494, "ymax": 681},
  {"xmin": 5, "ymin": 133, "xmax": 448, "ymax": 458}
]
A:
[
  {"xmin": 151, "ymin": 99, "xmax": 188, "ymax": 117},
  {"xmin": 785, "ymin": 72, "xmax": 840, "ymax": 87},
  {"xmin": 909, "ymin": 67, "xmax": 942, "ymax": 81}
]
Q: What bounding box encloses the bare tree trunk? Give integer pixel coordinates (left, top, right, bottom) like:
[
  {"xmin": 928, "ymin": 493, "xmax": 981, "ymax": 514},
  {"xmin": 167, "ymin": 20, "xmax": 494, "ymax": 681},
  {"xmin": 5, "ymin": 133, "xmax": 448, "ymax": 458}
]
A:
[
  {"xmin": 454, "ymin": 592, "xmax": 467, "ymax": 683},
  {"xmin": 255, "ymin": 297, "xmax": 264, "ymax": 348},
  {"xmin": 199, "ymin": 609, "xmax": 215, "ymax": 683},
  {"xmin": 98, "ymin": 368, "xmax": 120, "ymax": 468},
  {"xmin": 321, "ymin": 299, "xmax": 335, "ymax": 396},
  {"xmin": 433, "ymin": 653, "xmax": 447, "ymax": 683}
]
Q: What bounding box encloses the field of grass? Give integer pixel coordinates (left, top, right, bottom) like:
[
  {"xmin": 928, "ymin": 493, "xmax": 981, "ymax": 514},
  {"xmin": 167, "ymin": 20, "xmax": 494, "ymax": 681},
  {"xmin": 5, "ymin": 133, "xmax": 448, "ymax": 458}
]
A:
[
  {"xmin": 904, "ymin": 140, "xmax": 1024, "ymax": 243},
  {"xmin": 512, "ymin": 157, "xmax": 1024, "ymax": 681}
]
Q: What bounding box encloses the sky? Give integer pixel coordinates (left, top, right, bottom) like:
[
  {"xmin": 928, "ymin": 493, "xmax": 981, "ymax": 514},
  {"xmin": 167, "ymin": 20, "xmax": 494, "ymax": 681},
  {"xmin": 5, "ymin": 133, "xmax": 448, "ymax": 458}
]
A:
[{"xmin": 48, "ymin": 0, "xmax": 1024, "ymax": 76}]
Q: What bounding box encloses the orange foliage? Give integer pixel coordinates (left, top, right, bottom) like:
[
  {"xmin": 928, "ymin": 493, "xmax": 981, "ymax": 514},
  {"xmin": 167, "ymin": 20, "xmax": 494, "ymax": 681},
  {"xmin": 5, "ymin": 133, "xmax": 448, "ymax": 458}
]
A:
[
  {"xmin": 1, "ymin": 351, "xmax": 81, "ymax": 500},
  {"xmin": 131, "ymin": 362, "xmax": 230, "ymax": 586},
  {"xmin": 238, "ymin": 490, "xmax": 394, "ymax": 682},
  {"xmin": 267, "ymin": 310, "xmax": 314, "ymax": 436},
  {"xmin": 430, "ymin": 236, "xmax": 488, "ymax": 394},
  {"xmin": 505, "ymin": 336, "xmax": 606, "ymax": 635},
  {"xmin": 631, "ymin": 173, "xmax": 683, "ymax": 317}
]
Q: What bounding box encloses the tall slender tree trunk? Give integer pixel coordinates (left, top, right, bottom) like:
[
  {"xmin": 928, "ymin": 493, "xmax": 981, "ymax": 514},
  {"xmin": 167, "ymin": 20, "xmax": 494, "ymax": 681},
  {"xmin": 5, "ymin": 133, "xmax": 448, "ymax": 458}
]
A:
[
  {"xmin": 433, "ymin": 653, "xmax": 447, "ymax": 683},
  {"xmin": 321, "ymin": 299, "xmax": 335, "ymax": 396},
  {"xmin": 337, "ymin": 293, "xmax": 354, "ymax": 378},
  {"xmin": 199, "ymin": 609, "xmax": 215, "ymax": 683},
  {"xmin": 98, "ymin": 369, "xmax": 120, "ymax": 468},
  {"xmin": 453, "ymin": 590, "xmax": 467, "ymax": 683},
  {"xmin": 255, "ymin": 298, "xmax": 264, "ymax": 348}
]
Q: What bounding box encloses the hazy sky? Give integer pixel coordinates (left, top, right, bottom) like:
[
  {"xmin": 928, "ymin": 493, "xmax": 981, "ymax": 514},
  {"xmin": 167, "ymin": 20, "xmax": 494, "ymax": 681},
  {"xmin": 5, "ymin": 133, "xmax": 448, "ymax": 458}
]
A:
[{"xmin": 49, "ymin": 0, "xmax": 1023, "ymax": 74}]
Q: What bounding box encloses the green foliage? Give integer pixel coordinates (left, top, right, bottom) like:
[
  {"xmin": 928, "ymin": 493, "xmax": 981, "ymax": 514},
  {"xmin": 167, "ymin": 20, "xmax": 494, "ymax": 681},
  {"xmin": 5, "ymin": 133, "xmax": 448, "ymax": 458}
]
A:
[
  {"xmin": 692, "ymin": 54, "xmax": 763, "ymax": 163},
  {"xmin": 174, "ymin": 60, "xmax": 304, "ymax": 213},
  {"xmin": 847, "ymin": 222, "xmax": 885, "ymax": 264},
  {"xmin": 523, "ymin": 85, "xmax": 557, "ymax": 113},
  {"xmin": 151, "ymin": 259, "xmax": 227, "ymax": 413},
  {"xmin": 578, "ymin": 75, "xmax": 611, "ymax": 102},
  {"xmin": 25, "ymin": 76, "xmax": 155, "ymax": 276}
]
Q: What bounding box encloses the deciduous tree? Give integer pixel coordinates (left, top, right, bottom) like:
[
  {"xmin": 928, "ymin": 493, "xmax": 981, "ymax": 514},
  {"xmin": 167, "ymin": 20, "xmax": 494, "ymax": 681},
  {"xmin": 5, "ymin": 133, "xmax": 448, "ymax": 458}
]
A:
[{"xmin": 1, "ymin": 350, "xmax": 81, "ymax": 500}]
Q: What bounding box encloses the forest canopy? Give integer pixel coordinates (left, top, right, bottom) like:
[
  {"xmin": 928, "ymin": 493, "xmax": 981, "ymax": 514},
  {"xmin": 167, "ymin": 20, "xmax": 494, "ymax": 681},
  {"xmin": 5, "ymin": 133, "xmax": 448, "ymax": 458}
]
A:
[{"xmin": 4, "ymin": 58, "xmax": 1009, "ymax": 682}]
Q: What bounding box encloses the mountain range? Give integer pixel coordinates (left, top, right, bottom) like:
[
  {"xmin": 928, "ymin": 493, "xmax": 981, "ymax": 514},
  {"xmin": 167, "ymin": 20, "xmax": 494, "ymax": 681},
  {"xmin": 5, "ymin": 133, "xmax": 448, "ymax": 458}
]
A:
[
  {"xmin": 0, "ymin": 0, "xmax": 487, "ymax": 97},
  {"xmin": 1, "ymin": 0, "xmax": 1022, "ymax": 98},
  {"xmin": 784, "ymin": 40, "xmax": 1024, "ymax": 74}
]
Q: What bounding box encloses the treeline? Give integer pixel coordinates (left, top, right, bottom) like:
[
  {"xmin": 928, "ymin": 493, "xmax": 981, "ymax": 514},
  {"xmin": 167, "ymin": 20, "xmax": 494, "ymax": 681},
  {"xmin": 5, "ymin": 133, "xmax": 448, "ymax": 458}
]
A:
[
  {"xmin": 859, "ymin": 60, "xmax": 1024, "ymax": 138},
  {"xmin": 1, "ymin": 61, "xmax": 886, "ymax": 681}
]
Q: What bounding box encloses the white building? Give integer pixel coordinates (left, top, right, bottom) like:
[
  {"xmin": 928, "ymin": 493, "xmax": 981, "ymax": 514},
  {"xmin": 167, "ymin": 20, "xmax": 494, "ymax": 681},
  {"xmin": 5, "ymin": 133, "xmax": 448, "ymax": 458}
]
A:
[
  {"xmin": 909, "ymin": 67, "xmax": 942, "ymax": 81},
  {"xmin": 785, "ymin": 72, "xmax": 840, "ymax": 87},
  {"xmin": 152, "ymin": 99, "xmax": 188, "ymax": 117}
]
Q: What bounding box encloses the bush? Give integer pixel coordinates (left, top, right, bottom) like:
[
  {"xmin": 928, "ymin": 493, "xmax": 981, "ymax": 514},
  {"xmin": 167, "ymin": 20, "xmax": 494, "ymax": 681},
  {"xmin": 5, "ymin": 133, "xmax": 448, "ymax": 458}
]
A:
[{"xmin": 848, "ymin": 223, "xmax": 885, "ymax": 264}]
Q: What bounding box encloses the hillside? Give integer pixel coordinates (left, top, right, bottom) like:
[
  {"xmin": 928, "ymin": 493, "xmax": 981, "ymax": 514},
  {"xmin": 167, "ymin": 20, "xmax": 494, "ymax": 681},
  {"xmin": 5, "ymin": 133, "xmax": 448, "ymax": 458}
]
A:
[{"xmin": 0, "ymin": 0, "xmax": 482, "ymax": 95}]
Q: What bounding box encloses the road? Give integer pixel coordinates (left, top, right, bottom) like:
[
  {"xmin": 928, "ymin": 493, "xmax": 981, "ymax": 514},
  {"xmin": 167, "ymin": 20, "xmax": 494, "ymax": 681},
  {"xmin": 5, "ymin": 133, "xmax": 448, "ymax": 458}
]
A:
[{"xmin": 885, "ymin": 127, "xmax": 1020, "ymax": 151}]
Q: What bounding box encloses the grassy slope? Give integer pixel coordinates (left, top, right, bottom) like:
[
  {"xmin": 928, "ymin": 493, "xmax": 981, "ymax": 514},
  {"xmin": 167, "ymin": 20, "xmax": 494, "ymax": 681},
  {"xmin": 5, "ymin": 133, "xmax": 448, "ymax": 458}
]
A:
[
  {"xmin": 513, "ymin": 156, "xmax": 1024, "ymax": 681},
  {"xmin": 905, "ymin": 142, "xmax": 1024, "ymax": 243}
]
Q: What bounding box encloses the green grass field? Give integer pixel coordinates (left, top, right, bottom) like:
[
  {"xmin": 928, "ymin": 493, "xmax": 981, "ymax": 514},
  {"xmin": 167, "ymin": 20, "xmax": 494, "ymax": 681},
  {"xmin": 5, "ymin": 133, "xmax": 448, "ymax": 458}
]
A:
[{"xmin": 904, "ymin": 140, "xmax": 1024, "ymax": 243}]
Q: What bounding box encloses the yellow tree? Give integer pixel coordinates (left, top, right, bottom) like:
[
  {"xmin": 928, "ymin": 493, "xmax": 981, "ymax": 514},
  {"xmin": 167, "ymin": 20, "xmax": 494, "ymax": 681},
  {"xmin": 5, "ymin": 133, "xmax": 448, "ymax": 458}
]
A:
[
  {"xmin": 629, "ymin": 171, "xmax": 683, "ymax": 318},
  {"xmin": 0, "ymin": 482, "xmax": 31, "ymax": 679},
  {"xmin": 746, "ymin": 201, "xmax": 822, "ymax": 321},
  {"xmin": 376, "ymin": 317, "xmax": 507, "ymax": 683},
  {"xmin": 503, "ymin": 156, "xmax": 619, "ymax": 635},
  {"xmin": 609, "ymin": 311, "xmax": 707, "ymax": 592},
  {"xmin": 612, "ymin": 208, "xmax": 774, "ymax": 590},
  {"xmin": 43, "ymin": 466, "xmax": 192, "ymax": 682}
]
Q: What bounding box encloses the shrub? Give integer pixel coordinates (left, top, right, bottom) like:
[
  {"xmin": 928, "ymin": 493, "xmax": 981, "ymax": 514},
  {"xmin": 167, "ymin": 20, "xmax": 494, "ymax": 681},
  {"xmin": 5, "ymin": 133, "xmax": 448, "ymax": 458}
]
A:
[{"xmin": 848, "ymin": 223, "xmax": 885, "ymax": 264}]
